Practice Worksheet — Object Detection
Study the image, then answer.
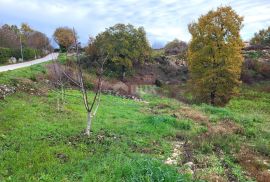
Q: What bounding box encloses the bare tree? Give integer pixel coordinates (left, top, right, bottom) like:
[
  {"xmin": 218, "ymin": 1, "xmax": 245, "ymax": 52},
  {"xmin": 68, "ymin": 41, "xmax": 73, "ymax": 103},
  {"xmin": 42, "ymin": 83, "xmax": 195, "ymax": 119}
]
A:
[
  {"xmin": 47, "ymin": 60, "xmax": 67, "ymax": 112},
  {"xmin": 0, "ymin": 24, "xmax": 20, "ymax": 48},
  {"xmin": 52, "ymin": 28, "xmax": 107, "ymax": 135},
  {"xmin": 27, "ymin": 31, "xmax": 51, "ymax": 56}
]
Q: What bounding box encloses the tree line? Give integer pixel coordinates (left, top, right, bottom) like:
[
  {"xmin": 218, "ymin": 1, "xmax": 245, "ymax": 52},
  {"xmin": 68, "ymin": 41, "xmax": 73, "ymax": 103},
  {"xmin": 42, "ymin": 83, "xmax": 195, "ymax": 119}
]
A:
[
  {"xmin": 1, "ymin": 6, "xmax": 269, "ymax": 109},
  {"xmin": 52, "ymin": 6, "xmax": 269, "ymax": 108},
  {"xmin": 0, "ymin": 23, "xmax": 52, "ymax": 64},
  {"xmin": 1, "ymin": 6, "xmax": 268, "ymax": 135}
]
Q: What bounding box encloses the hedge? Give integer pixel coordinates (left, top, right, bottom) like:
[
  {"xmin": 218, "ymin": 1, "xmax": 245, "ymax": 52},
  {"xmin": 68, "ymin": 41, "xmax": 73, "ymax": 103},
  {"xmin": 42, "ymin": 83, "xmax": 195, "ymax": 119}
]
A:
[
  {"xmin": 0, "ymin": 47, "xmax": 43, "ymax": 64},
  {"xmin": 0, "ymin": 47, "xmax": 12, "ymax": 64}
]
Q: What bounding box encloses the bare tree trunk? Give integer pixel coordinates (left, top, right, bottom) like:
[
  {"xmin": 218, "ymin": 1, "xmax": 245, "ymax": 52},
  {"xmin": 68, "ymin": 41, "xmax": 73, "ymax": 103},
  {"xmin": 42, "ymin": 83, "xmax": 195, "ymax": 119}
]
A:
[
  {"xmin": 20, "ymin": 34, "xmax": 24, "ymax": 61},
  {"xmin": 210, "ymin": 91, "xmax": 216, "ymax": 105},
  {"xmin": 61, "ymin": 84, "xmax": 65, "ymax": 110},
  {"xmin": 86, "ymin": 111, "xmax": 92, "ymax": 136},
  {"xmin": 57, "ymin": 96, "xmax": 60, "ymax": 112},
  {"xmin": 121, "ymin": 65, "xmax": 126, "ymax": 80},
  {"xmin": 55, "ymin": 28, "xmax": 107, "ymax": 136}
]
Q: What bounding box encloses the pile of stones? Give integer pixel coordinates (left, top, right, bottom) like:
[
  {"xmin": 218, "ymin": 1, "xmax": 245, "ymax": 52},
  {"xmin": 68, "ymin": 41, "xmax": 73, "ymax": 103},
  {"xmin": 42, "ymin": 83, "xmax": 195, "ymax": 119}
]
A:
[{"xmin": 0, "ymin": 85, "xmax": 16, "ymax": 99}]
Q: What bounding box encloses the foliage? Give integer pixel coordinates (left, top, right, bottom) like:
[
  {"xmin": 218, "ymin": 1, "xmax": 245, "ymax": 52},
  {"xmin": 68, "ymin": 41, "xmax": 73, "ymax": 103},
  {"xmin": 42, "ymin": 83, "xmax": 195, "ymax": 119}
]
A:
[
  {"xmin": 0, "ymin": 60, "xmax": 270, "ymax": 181},
  {"xmin": 86, "ymin": 24, "xmax": 151, "ymax": 78},
  {"xmin": 0, "ymin": 47, "xmax": 13, "ymax": 64},
  {"xmin": 250, "ymin": 26, "xmax": 270, "ymax": 46},
  {"xmin": 246, "ymin": 51, "xmax": 262, "ymax": 59},
  {"xmin": 20, "ymin": 23, "xmax": 34, "ymax": 34},
  {"xmin": 0, "ymin": 23, "xmax": 51, "ymax": 61},
  {"xmin": 26, "ymin": 31, "xmax": 51, "ymax": 51},
  {"xmin": 0, "ymin": 24, "xmax": 20, "ymax": 49},
  {"xmin": 0, "ymin": 47, "xmax": 42, "ymax": 64},
  {"xmin": 53, "ymin": 27, "xmax": 75, "ymax": 52},
  {"xmin": 151, "ymin": 49, "xmax": 165, "ymax": 59},
  {"xmin": 164, "ymin": 39, "xmax": 187, "ymax": 59},
  {"xmin": 21, "ymin": 48, "xmax": 43, "ymax": 60},
  {"xmin": 188, "ymin": 6, "xmax": 244, "ymax": 105},
  {"xmin": 241, "ymin": 53, "xmax": 270, "ymax": 83}
]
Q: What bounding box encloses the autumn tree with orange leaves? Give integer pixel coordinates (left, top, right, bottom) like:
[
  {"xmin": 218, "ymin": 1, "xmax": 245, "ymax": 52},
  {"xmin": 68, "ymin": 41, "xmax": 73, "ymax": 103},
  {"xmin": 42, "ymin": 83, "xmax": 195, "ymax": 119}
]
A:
[
  {"xmin": 188, "ymin": 6, "xmax": 244, "ymax": 106},
  {"xmin": 53, "ymin": 27, "xmax": 76, "ymax": 52}
]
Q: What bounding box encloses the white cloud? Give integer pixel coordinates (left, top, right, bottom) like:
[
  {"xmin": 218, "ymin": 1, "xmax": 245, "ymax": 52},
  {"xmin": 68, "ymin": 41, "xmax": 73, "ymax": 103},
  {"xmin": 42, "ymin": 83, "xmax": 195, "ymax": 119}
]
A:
[{"xmin": 0, "ymin": 0, "xmax": 269, "ymax": 48}]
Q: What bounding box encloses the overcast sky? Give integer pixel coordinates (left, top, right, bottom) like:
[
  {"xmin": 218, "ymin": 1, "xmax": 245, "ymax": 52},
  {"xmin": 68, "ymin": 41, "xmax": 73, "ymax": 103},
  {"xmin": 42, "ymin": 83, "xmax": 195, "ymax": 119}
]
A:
[{"xmin": 0, "ymin": 0, "xmax": 270, "ymax": 48}]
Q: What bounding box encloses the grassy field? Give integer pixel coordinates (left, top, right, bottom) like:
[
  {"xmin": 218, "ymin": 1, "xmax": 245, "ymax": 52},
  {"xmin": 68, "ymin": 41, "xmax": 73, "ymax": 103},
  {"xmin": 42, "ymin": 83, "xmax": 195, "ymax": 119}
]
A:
[
  {"xmin": 0, "ymin": 62, "xmax": 270, "ymax": 181},
  {"xmin": 0, "ymin": 90, "xmax": 196, "ymax": 181}
]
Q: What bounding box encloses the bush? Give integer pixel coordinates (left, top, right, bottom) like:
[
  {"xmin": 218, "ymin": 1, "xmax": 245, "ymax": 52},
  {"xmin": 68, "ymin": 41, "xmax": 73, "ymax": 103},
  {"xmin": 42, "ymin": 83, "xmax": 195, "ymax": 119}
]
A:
[
  {"xmin": 246, "ymin": 51, "xmax": 262, "ymax": 59},
  {"xmin": 0, "ymin": 47, "xmax": 43, "ymax": 64},
  {"xmin": 241, "ymin": 57, "xmax": 270, "ymax": 83},
  {"xmin": 258, "ymin": 63, "xmax": 270, "ymax": 79},
  {"xmin": 0, "ymin": 47, "xmax": 12, "ymax": 64},
  {"xmin": 23, "ymin": 48, "xmax": 40, "ymax": 60},
  {"xmin": 155, "ymin": 79, "xmax": 162, "ymax": 87}
]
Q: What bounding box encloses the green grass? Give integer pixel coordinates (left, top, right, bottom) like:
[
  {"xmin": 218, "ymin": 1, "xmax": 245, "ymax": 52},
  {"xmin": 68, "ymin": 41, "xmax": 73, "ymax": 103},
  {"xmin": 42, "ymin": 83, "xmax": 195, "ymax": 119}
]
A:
[
  {"xmin": 196, "ymin": 82, "xmax": 270, "ymax": 156},
  {"xmin": 1, "ymin": 60, "xmax": 270, "ymax": 181},
  {"xmin": 58, "ymin": 53, "xmax": 69, "ymax": 64},
  {"xmin": 0, "ymin": 90, "xmax": 195, "ymax": 181},
  {"xmin": 0, "ymin": 63, "xmax": 47, "ymax": 84}
]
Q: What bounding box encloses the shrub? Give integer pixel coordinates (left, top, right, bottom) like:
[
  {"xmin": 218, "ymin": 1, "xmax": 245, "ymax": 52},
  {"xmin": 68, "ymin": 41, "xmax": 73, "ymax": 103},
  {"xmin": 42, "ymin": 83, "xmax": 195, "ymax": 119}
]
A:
[
  {"xmin": 258, "ymin": 62, "xmax": 270, "ymax": 79},
  {"xmin": 0, "ymin": 47, "xmax": 12, "ymax": 64},
  {"xmin": 155, "ymin": 79, "xmax": 162, "ymax": 87},
  {"xmin": 0, "ymin": 47, "xmax": 43, "ymax": 64},
  {"xmin": 164, "ymin": 39, "xmax": 187, "ymax": 56},
  {"xmin": 241, "ymin": 57, "xmax": 270, "ymax": 83},
  {"xmin": 22, "ymin": 48, "xmax": 42, "ymax": 60},
  {"xmin": 246, "ymin": 51, "xmax": 262, "ymax": 59}
]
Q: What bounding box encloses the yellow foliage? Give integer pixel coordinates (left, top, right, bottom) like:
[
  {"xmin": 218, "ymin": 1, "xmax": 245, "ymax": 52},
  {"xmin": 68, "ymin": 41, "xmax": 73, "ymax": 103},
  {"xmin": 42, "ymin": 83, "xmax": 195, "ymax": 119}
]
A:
[
  {"xmin": 188, "ymin": 6, "xmax": 244, "ymax": 105},
  {"xmin": 53, "ymin": 27, "xmax": 76, "ymax": 50}
]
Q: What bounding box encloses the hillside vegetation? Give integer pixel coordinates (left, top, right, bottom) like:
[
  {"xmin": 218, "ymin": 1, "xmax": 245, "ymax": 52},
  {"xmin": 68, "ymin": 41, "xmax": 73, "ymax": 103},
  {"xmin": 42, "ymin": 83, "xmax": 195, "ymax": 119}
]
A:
[
  {"xmin": 1, "ymin": 5, "xmax": 270, "ymax": 182},
  {"xmin": 0, "ymin": 62, "xmax": 269, "ymax": 181}
]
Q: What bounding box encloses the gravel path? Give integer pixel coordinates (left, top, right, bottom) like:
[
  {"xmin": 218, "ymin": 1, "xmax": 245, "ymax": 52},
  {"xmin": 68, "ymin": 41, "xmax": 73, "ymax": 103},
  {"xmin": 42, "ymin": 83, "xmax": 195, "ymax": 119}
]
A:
[{"xmin": 0, "ymin": 53, "xmax": 59, "ymax": 72}]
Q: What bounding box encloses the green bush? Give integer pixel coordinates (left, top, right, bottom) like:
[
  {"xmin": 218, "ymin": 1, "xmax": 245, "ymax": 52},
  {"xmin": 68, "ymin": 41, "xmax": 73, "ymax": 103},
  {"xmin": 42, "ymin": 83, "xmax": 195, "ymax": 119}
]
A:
[
  {"xmin": 0, "ymin": 47, "xmax": 43, "ymax": 64},
  {"xmin": 22, "ymin": 48, "xmax": 37, "ymax": 60},
  {"xmin": 247, "ymin": 51, "xmax": 262, "ymax": 59},
  {"xmin": 0, "ymin": 47, "xmax": 12, "ymax": 64}
]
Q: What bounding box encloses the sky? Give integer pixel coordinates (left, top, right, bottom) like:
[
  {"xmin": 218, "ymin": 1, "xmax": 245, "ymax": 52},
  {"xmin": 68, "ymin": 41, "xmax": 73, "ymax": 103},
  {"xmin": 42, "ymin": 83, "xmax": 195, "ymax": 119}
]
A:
[{"xmin": 0, "ymin": 0, "xmax": 270, "ymax": 48}]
